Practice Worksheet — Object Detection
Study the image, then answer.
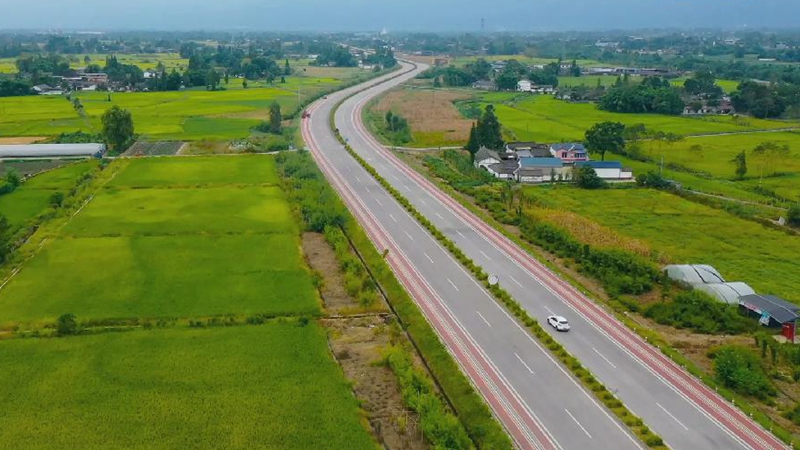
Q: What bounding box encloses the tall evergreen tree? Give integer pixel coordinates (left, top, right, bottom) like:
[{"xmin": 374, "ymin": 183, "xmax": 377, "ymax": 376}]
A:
[
  {"xmin": 477, "ymin": 105, "xmax": 504, "ymax": 150},
  {"xmin": 268, "ymin": 102, "xmax": 282, "ymax": 135},
  {"xmin": 284, "ymin": 59, "xmax": 291, "ymax": 76},
  {"xmin": 465, "ymin": 122, "xmax": 480, "ymax": 160},
  {"xmin": 732, "ymin": 150, "xmax": 748, "ymax": 180}
]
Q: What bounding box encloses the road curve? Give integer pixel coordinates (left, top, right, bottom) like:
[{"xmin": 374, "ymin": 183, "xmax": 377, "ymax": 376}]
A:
[
  {"xmin": 330, "ymin": 61, "xmax": 788, "ymax": 450},
  {"xmin": 302, "ymin": 66, "xmax": 643, "ymax": 449}
]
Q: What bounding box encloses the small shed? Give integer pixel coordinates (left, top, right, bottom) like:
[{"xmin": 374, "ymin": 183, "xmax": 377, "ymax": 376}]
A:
[
  {"xmin": 574, "ymin": 160, "xmax": 632, "ymax": 180},
  {"xmin": 738, "ymin": 294, "xmax": 800, "ymax": 341}
]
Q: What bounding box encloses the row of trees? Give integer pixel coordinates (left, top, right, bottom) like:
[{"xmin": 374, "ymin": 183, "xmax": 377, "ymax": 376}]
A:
[{"xmin": 599, "ymin": 76, "xmax": 685, "ymax": 115}]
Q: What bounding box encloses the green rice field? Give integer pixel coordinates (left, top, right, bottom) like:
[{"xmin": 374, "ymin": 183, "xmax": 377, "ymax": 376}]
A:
[
  {"xmin": 0, "ymin": 160, "xmax": 98, "ymax": 231},
  {"xmin": 0, "ymin": 154, "xmax": 377, "ymax": 449},
  {"xmin": 0, "ymin": 62, "xmax": 369, "ymax": 141},
  {"xmin": 0, "ymin": 155, "xmax": 317, "ymax": 326},
  {"xmin": 525, "ymin": 186, "xmax": 800, "ymax": 302},
  {"xmin": 481, "ymin": 94, "xmax": 792, "ymax": 143},
  {"xmin": 108, "ymin": 155, "xmax": 279, "ymax": 187},
  {"xmin": 0, "ymin": 324, "xmax": 375, "ymax": 450}
]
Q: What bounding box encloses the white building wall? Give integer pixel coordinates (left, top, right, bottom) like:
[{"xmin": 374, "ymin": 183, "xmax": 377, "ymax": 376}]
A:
[{"xmin": 594, "ymin": 168, "xmax": 622, "ymax": 179}]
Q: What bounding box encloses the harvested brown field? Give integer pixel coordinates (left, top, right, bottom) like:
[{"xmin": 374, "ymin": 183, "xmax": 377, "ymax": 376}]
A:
[
  {"xmin": 527, "ymin": 207, "xmax": 667, "ymax": 262},
  {"xmin": 0, "ymin": 136, "xmax": 45, "ymax": 144},
  {"xmin": 372, "ymin": 88, "xmax": 473, "ymax": 147}
]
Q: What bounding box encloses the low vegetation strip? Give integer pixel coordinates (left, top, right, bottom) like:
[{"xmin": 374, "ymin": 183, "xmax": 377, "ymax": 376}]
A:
[
  {"xmin": 0, "ymin": 323, "xmax": 376, "ymax": 450},
  {"xmin": 332, "ymin": 129, "xmax": 665, "ymax": 448},
  {"xmin": 274, "ymin": 150, "xmax": 489, "ymax": 449}
]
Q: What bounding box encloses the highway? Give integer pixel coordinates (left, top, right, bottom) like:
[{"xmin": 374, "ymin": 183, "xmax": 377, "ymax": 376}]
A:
[{"xmin": 302, "ymin": 62, "xmax": 788, "ymax": 450}]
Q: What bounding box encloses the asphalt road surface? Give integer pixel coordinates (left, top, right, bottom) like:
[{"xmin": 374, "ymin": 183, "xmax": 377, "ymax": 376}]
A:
[{"xmin": 302, "ymin": 62, "xmax": 787, "ymax": 450}]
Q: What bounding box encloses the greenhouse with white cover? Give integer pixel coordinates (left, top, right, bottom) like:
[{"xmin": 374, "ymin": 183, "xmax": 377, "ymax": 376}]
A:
[{"xmin": 0, "ymin": 144, "xmax": 105, "ymax": 159}]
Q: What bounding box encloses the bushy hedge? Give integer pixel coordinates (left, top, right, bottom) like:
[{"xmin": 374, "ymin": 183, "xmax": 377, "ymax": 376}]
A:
[
  {"xmin": 519, "ymin": 214, "xmax": 660, "ymax": 296},
  {"xmin": 645, "ymin": 291, "xmax": 754, "ymax": 335},
  {"xmin": 275, "ymin": 152, "xmax": 348, "ymax": 232},
  {"xmin": 710, "ymin": 345, "xmax": 776, "ymax": 400}
]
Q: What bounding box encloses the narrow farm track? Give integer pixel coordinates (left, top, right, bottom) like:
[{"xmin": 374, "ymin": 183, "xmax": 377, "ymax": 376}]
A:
[
  {"xmin": 336, "ymin": 62, "xmax": 787, "ymax": 450},
  {"xmin": 303, "ymin": 65, "xmax": 642, "ymax": 449}
]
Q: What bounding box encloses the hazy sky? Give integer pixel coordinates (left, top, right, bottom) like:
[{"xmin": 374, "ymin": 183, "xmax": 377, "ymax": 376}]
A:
[{"xmin": 0, "ymin": 0, "xmax": 797, "ymax": 31}]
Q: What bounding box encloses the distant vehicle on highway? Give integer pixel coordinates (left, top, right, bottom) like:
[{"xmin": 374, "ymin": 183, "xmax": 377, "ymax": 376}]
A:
[{"xmin": 547, "ymin": 315, "xmax": 570, "ymax": 332}]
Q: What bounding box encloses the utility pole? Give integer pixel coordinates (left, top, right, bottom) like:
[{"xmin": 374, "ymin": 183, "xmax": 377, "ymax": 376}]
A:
[{"xmin": 481, "ymin": 18, "xmax": 485, "ymax": 33}]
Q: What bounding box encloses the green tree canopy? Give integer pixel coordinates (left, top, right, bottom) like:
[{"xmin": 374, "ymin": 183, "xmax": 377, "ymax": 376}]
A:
[
  {"xmin": 268, "ymin": 102, "xmax": 282, "ymax": 135},
  {"xmin": 465, "ymin": 122, "xmax": 480, "ymax": 160},
  {"xmin": 731, "ymin": 150, "xmax": 748, "ymax": 180},
  {"xmin": 786, "ymin": 204, "xmax": 800, "ymax": 227},
  {"xmin": 584, "ymin": 121, "xmax": 625, "ymax": 161},
  {"xmin": 101, "ymin": 105, "xmax": 134, "ymax": 154},
  {"xmin": 574, "ymin": 165, "xmax": 606, "ymax": 189},
  {"xmin": 476, "ymin": 105, "xmax": 504, "ymax": 150}
]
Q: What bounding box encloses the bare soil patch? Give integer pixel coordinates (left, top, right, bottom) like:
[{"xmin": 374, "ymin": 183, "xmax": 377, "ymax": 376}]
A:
[
  {"xmin": 0, "ymin": 136, "xmax": 46, "ymax": 144},
  {"xmin": 302, "ymin": 232, "xmax": 352, "ymax": 313},
  {"xmin": 373, "ymin": 88, "xmax": 473, "ymax": 144}
]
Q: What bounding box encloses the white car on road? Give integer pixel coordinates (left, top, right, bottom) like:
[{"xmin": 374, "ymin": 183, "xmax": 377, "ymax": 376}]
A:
[{"xmin": 547, "ymin": 315, "xmax": 571, "ymax": 332}]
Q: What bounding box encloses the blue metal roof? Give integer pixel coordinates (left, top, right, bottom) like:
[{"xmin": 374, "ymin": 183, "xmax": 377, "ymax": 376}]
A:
[
  {"xmin": 519, "ymin": 157, "xmax": 563, "ymax": 168},
  {"xmin": 576, "ymin": 161, "xmax": 623, "ymax": 169}
]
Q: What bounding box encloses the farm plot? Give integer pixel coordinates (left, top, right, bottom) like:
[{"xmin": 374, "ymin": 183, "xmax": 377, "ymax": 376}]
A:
[
  {"xmin": 109, "ymin": 155, "xmax": 278, "ymax": 187},
  {"xmin": 0, "ymin": 324, "xmax": 375, "ymax": 450},
  {"xmin": 63, "ymin": 186, "xmax": 295, "ymax": 236},
  {"xmin": 122, "ymin": 141, "xmax": 185, "ymax": 157},
  {"xmin": 0, "ymin": 160, "xmax": 98, "ymax": 231},
  {"xmin": 485, "ymin": 95, "xmax": 792, "ymax": 142},
  {"xmin": 370, "ymin": 88, "xmax": 473, "ymax": 147},
  {"xmin": 0, "ymin": 234, "xmax": 318, "ymax": 324},
  {"xmin": 0, "ymin": 158, "xmax": 80, "ymax": 178},
  {"xmin": 0, "ymin": 64, "xmax": 368, "ymax": 141},
  {"xmin": 525, "ymin": 186, "xmax": 800, "ymax": 303},
  {"xmin": 0, "ymin": 156, "xmax": 317, "ymax": 326}
]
